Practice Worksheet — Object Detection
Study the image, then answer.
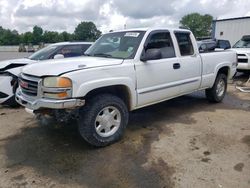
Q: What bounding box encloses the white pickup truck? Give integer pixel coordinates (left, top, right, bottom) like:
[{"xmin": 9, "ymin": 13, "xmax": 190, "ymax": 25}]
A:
[{"xmin": 16, "ymin": 28, "xmax": 237, "ymax": 146}]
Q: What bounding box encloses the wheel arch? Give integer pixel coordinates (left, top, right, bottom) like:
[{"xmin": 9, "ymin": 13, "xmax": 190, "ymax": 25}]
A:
[{"xmin": 81, "ymin": 84, "xmax": 135, "ymax": 111}]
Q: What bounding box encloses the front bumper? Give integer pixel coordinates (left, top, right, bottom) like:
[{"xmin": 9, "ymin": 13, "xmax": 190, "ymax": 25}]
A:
[
  {"xmin": 15, "ymin": 88, "xmax": 85, "ymax": 110},
  {"xmin": 237, "ymin": 63, "xmax": 250, "ymax": 71}
]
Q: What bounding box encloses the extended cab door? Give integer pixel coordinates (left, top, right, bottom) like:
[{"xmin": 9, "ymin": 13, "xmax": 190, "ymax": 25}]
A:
[
  {"xmin": 135, "ymin": 30, "xmax": 181, "ymax": 107},
  {"xmin": 174, "ymin": 32, "xmax": 202, "ymax": 94}
]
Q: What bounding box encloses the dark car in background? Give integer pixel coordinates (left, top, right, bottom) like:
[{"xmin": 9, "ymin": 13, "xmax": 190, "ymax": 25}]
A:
[{"xmin": 197, "ymin": 39, "xmax": 231, "ymax": 53}]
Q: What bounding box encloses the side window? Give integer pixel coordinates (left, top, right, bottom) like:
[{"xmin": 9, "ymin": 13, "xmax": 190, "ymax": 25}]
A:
[
  {"xmin": 175, "ymin": 32, "xmax": 194, "ymax": 56},
  {"xmin": 207, "ymin": 42, "xmax": 216, "ymax": 51},
  {"xmin": 59, "ymin": 45, "xmax": 82, "ymax": 58},
  {"xmin": 81, "ymin": 44, "xmax": 91, "ymax": 54},
  {"xmin": 217, "ymin": 40, "xmax": 231, "ymax": 49},
  {"xmin": 199, "ymin": 44, "xmax": 207, "ymax": 52},
  {"xmin": 146, "ymin": 32, "xmax": 176, "ymax": 58}
]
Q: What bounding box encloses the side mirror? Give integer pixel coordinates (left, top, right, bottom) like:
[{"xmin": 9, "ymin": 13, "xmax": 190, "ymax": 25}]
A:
[
  {"xmin": 54, "ymin": 54, "xmax": 64, "ymax": 59},
  {"xmin": 141, "ymin": 48, "xmax": 162, "ymax": 61}
]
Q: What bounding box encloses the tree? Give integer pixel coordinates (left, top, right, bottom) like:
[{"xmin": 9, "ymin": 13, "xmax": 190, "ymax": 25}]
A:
[
  {"xmin": 60, "ymin": 31, "xmax": 73, "ymax": 41},
  {"xmin": 43, "ymin": 31, "xmax": 63, "ymax": 43},
  {"xmin": 74, "ymin": 21, "xmax": 101, "ymax": 41},
  {"xmin": 22, "ymin": 32, "xmax": 33, "ymax": 44},
  {"xmin": 33, "ymin": 25, "xmax": 43, "ymax": 44},
  {"xmin": 180, "ymin": 13, "xmax": 213, "ymax": 38}
]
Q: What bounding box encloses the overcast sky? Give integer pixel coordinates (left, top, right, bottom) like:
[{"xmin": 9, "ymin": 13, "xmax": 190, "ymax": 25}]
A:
[{"xmin": 0, "ymin": 0, "xmax": 250, "ymax": 34}]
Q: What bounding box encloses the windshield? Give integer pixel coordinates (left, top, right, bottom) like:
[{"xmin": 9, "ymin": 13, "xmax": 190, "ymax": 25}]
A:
[
  {"xmin": 85, "ymin": 31, "xmax": 146, "ymax": 59},
  {"xmin": 233, "ymin": 39, "xmax": 250, "ymax": 48},
  {"xmin": 28, "ymin": 45, "xmax": 59, "ymax": 60}
]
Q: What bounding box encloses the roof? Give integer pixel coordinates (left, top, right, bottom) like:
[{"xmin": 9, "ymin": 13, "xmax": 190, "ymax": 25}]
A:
[
  {"xmin": 110, "ymin": 27, "xmax": 191, "ymax": 33},
  {"xmin": 50, "ymin": 41, "xmax": 94, "ymax": 46},
  {"xmin": 213, "ymin": 16, "xmax": 250, "ymax": 22}
]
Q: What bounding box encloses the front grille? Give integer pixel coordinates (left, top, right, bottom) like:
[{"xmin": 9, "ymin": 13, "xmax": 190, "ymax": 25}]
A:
[
  {"xmin": 19, "ymin": 74, "xmax": 39, "ymax": 96},
  {"xmin": 237, "ymin": 54, "xmax": 248, "ymax": 63}
]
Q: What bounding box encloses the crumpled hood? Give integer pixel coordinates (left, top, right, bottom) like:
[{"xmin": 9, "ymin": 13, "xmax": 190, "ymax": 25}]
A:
[
  {"xmin": 231, "ymin": 48, "xmax": 250, "ymax": 54},
  {"xmin": 0, "ymin": 58, "xmax": 35, "ymax": 70},
  {"xmin": 22, "ymin": 56, "xmax": 124, "ymax": 77}
]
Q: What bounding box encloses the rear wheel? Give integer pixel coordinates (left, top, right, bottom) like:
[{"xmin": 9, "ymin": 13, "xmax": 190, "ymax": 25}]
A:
[
  {"xmin": 78, "ymin": 94, "xmax": 129, "ymax": 147},
  {"xmin": 206, "ymin": 73, "xmax": 227, "ymax": 103}
]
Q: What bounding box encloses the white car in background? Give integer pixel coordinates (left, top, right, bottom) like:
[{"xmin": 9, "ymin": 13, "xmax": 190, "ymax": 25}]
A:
[
  {"xmin": 232, "ymin": 35, "xmax": 250, "ymax": 73},
  {"xmin": 0, "ymin": 42, "xmax": 93, "ymax": 106}
]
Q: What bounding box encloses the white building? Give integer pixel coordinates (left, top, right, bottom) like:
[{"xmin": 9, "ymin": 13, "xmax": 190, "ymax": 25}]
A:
[{"xmin": 212, "ymin": 16, "xmax": 250, "ymax": 46}]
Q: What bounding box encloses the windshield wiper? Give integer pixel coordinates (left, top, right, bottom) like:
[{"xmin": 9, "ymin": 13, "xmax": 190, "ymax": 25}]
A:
[{"xmin": 93, "ymin": 53, "xmax": 112, "ymax": 58}]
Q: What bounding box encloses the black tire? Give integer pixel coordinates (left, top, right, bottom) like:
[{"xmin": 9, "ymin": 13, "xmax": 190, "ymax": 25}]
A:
[
  {"xmin": 78, "ymin": 94, "xmax": 129, "ymax": 147},
  {"xmin": 206, "ymin": 73, "xmax": 227, "ymax": 103}
]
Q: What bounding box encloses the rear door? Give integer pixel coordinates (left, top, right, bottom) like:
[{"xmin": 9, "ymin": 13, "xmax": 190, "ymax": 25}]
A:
[
  {"xmin": 135, "ymin": 30, "xmax": 181, "ymax": 107},
  {"xmin": 174, "ymin": 32, "xmax": 202, "ymax": 94}
]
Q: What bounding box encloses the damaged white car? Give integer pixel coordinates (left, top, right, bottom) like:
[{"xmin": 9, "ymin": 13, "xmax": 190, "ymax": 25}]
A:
[{"xmin": 0, "ymin": 42, "xmax": 92, "ymax": 106}]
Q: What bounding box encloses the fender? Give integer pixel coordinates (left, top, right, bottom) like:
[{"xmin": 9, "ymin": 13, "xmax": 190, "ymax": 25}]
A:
[
  {"xmin": 208, "ymin": 61, "xmax": 231, "ymax": 87},
  {"xmin": 75, "ymin": 77, "xmax": 137, "ymax": 109},
  {"xmin": 5, "ymin": 66, "xmax": 23, "ymax": 77}
]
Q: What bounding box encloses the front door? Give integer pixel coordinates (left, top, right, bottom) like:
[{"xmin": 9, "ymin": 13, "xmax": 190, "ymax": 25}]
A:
[{"xmin": 135, "ymin": 31, "xmax": 181, "ymax": 107}]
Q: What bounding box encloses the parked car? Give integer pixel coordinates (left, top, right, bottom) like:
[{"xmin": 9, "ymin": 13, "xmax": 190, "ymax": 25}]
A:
[
  {"xmin": 232, "ymin": 35, "xmax": 250, "ymax": 72},
  {"xmin": 197, "ymin": 39, "xmax": 231, "ymax": 53},
  {"xmin": 16, "ymin": 28, "xmax": 237, "ymax": 147},
  {"xmin": 0, "ymin": 42, "xmax": 93, "ymax": 106}
]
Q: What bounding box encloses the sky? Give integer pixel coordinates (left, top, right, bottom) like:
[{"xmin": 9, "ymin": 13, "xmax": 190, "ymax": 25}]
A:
[{"xmin": 0, "ymin": 0, "xmax": 250, "ymax": 34}]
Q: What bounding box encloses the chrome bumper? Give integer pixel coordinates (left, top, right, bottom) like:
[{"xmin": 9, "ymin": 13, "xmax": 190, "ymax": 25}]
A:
[{"xmin": 15, "ymin": 88, "xmax": 85, "ymax": 110}]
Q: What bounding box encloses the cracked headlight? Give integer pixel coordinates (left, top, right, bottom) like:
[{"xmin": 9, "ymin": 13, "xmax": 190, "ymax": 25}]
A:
[{"xmin": 42, "ymin": 77, "xmax": 72, "ymax": 99}]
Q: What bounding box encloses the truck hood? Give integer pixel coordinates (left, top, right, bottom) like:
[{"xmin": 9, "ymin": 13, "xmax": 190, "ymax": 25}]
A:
[
  {"xmin": 22, "ymin": 56, "xmax": 124, "ymax": 77},
  {"xmin": 0, "ymin": 58, "xmax": 35, "ymax": 71},
  {"xmin": 231, "ymin": 48, "xmax": 250, "ymax": 54}
]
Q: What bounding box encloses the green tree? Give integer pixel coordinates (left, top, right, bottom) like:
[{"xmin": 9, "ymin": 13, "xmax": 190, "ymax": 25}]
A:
[
  {"xmin": 43, "ymin": 31, "xmax": 63, "ymax": 43},
  {"xmin": 74, "ymin": 21, "xmax": 101, "ymax": 41},
  {"xmin": 33, "ymin": 25, "xmax": 43, "ymax": 44},
  {"xmin": 180, "ymin": 13, "xmax": 213, "ymax": 38},
  {"xmin": 22, "ymin": 32, "xmax": 33, "ymax": 44},
  {"xmin": 60, "ymin": 31, "xmax": 73, "ymax": 41}
]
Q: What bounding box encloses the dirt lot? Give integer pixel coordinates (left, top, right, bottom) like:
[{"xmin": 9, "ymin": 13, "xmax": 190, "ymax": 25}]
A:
[{"xmin": 0, "ymin": 53, "xmax": 249, "ymax": 188}]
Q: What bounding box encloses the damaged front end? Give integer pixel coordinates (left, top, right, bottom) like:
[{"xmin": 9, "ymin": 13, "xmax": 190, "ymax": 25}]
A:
[{"xmin": 0, "ymin": 71, "xmax": 19, "ymax": 106}]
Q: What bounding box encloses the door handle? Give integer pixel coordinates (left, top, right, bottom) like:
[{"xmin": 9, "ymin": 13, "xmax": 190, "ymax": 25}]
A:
[{"xmin": 173, "ymin": 63, "xmax": 181, "ymax": 69}]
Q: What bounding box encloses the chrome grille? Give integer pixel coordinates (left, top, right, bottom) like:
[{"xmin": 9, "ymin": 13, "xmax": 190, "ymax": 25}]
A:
[
  {"xmin": 19, "ymin": 74, "xmax": 40, "ymax": 96},
  {"xmin": 237, "ymin": 54, "xmax": 248, "ymax": 63}
]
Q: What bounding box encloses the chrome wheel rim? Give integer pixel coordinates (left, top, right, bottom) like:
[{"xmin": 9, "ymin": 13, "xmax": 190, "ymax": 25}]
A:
[
  {"xmin": 95, "ymin": 106, "xmax": 121, "ymax": 137},
  {"xmin": 216, "ymin": 79, "xmax": 226, "ymax": 97}
]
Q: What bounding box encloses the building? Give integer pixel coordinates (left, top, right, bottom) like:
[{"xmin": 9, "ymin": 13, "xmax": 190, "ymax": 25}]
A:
[{"xmin": 212, "ymin": 16, "xmax": 250, "ymax": 46}]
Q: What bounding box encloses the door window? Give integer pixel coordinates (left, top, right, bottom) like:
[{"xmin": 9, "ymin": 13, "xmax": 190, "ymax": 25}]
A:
[
  {"xmin": 145, "ymin": 32, "xmax": 176, "ymax": 59},
  {"xmin": 59, "ymin": 45, "xmax": 82, "ymax": 58},
  {"xmin": 81, "ymin": 44, "xmax": 92, "ymax": 54},
  {"xmin": 175, "ymin": 32, "xmax": 194, "ymax": 56}
]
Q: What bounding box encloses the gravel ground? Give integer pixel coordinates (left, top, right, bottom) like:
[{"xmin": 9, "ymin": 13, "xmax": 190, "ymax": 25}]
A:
[{"xmin": 0, "ymin": 53, "xmax": 249, "ymax": 188}]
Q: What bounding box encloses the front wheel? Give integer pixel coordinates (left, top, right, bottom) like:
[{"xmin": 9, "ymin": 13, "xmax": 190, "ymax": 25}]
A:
[
  {"xmin": 206, "ymin": 73, "xmax": 227, "ymax": 103},
  {"xmin": 78, "ymin": 94, "xmax": 129, "ymax": 147}
]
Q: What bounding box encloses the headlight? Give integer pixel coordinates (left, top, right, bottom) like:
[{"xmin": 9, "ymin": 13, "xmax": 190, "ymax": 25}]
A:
[
  {"xmin": 42, "ymin": 77, "xmax": 72, "ymax": 99},
  {"xmin": 43, "ymin": 77, "xmax": 72, "ymax": 88}
]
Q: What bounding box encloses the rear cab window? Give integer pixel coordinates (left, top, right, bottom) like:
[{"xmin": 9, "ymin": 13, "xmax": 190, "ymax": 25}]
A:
[
  {"xmin": 145, "ymin": 31, "xmax": 176, "ymax": 59},
  {"xmin": 174, "ymin": 32, "xmax": 194, "ymax": 56}
]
